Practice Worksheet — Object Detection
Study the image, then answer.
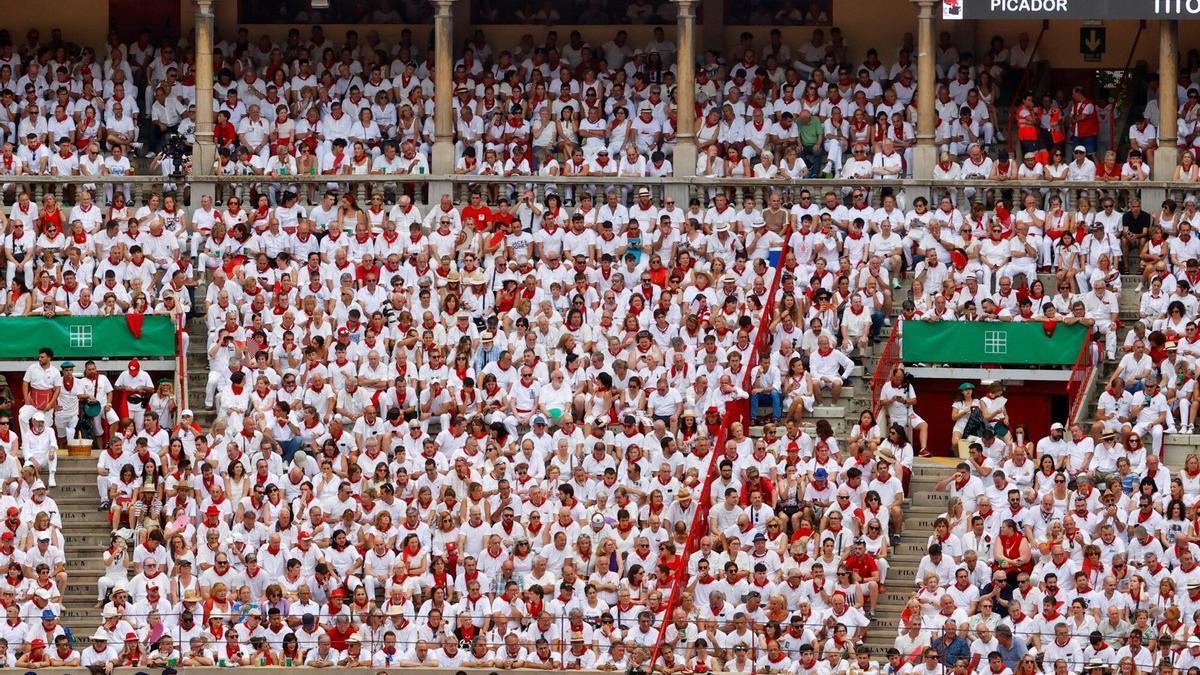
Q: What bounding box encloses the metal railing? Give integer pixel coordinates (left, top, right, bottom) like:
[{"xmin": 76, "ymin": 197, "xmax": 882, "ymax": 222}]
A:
[
  {"xmin": 1004, "ymin": 20, "xmax": 1051, "ymax": 153},
  {"xmin": 2, "ymin": 175, "xmax": 1197, "ymax": 211},
  {"xmin": 870, "ymin": 327, "xmax": 902, "ymax": 417},
  {"xmin": 1066, "ymin": 327, "xmax": 1097, "ymax": 427},
  {"xmin": 646, "ymin": 226, "xmax": 796, "ymax": 668}
]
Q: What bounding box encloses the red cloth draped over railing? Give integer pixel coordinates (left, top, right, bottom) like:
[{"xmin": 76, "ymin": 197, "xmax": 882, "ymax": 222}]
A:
[
  {"xmin": 1065, "ymin": 327, "xmax": 1095, "ymax": 425},
  {"xmin": 870, "ymin": 328, "xmax": 902, "ymax": 416},
  {"xmin": 647, "ymin": 229, "xmax": 793, "ymax": 668}
]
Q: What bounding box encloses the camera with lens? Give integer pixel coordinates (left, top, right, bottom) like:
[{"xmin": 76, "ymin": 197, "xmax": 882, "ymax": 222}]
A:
[{"xmin": 161, "ymin": 132, "xmax": 190, "ymax": 176}]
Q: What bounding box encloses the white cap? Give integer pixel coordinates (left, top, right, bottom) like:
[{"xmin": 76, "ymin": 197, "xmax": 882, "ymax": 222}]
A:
[
  {"xmin": 31, "ymin": 412, "xmax": 45, "ymax": 422},
  {"xmin": 181, "ymin": 409, "xmax": 194, "ymax": 417}
]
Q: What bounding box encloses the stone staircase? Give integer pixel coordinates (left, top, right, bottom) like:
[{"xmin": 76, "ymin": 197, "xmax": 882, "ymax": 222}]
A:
[
  {"xmin": 862, "ymin": 460, "xmax": 951, "ymax": 654},
  {"xmin": 184, "ymin": 314, "xmax": 217, "ymax": 430},
  {"xmin": 51, "ymin": 456, "xmax": 113, "ymax": 639}
]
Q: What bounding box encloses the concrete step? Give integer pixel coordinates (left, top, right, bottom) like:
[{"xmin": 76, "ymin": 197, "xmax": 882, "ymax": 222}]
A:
[
  {"xmin": 61, "ymin": 510, "xmax": 110, "ymax": 526},
  {"xmin": 49, "ymin": 483, "xmax": 96, "ymax": 497},
  {"xmin": 64, "ymin": 532, "xmax": 116, "ymax": 547}
]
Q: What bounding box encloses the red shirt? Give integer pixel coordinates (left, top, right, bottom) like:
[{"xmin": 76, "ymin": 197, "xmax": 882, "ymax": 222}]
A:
[
  {"xmin": 491, "ymin": 211, "xmax": 514, "ymax": 232},
  {"xmin": 739, "ymin": 475, "xmax": 777, "ymax": 505},
  {"xmin": 461, "ymin": 205, "xmax": 493, "ymax": 230},
  {"xmin": 844, "ymin": 552, "xmax": 878, "ymax": 579},
  {"xmin": 214, "ymin": 120, "xmax": 237, "ymax": 147},
  {"xmin": 325, "ymin": 625, "xmax": 357, "ymax": 651}
]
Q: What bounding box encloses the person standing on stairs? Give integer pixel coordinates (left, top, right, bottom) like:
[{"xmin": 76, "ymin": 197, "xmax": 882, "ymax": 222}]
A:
[
  {"xmin": 19, "ymin": 347, "xmax": 60, "ymax": 444},
  {"xmin": 22, "ymin": 413, "xmax": 57, "ymax": 488},
  {"xmin": 879, "ymin": 365, "xmax": 929, "ymax": 458},
  {"xmin": 54, "ymin": 361, "xmax": 84, "ymax": 448}
]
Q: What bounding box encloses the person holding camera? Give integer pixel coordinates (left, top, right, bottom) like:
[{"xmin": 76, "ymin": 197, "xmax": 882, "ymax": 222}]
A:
[
  {"xmin": 878, "ymin": 365, "xmax": 929, "ymax": 457},
  {"xmin": 114, "ymin": 358, "xmax": 154, "ymax": 432},
  {"xmin": 97, "ymin": 534, "xmax": 130, "ymax": 608}
]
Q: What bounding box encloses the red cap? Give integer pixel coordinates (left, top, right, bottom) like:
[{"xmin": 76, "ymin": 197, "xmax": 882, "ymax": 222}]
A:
[
  {"xmin": 5, "ymin": 507, "xmax": 17, "ymax": 517},
  {"xmin": 205, "ymin": 505, "xmax": 219, "ymax": 516},
  {"xmin": 125, "ymin": 632, "xmax": 137, "ymax": 641},
  {"xmin": 1, "ymin": 533, "xmax": 14, "ymax": 541},
  {"xmin": 706, "ymin": 406, "xmax": 719, "ymax": 414},
  {"xmin": 298, "ymin": 532, "xmax": 312, "ymax": 541},
  {"xmin": 29, "ymin": 639, "xmax": 45, "ymax": 649},
  {"xmin": 330, "ymin": 588, "xmax": 346, "ymax": 599}
]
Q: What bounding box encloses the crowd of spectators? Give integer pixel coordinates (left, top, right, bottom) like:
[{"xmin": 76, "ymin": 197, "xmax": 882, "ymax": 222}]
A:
[
  {"xmin": 914, "ymin": 404, "xmax": 1200, "ymax": 675},
  {"xmin": 0, "ymin": 16, "xmax": 1195, "ymax": 675},
  {"xmin": 0, "ymin": 161, "xmax": 932, "ymax": 671},
  {"xmin": 0, "ymin": 19, "xmax": 1187, "ymax": 199}
]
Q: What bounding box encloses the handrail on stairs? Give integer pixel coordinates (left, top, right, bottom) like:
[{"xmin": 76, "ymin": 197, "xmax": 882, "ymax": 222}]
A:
[
  {"xmin": 646, "ymin": 228, "xmax": 793, "ymax": 670},
  {"xmin": 1066, "ymin": 327, "xmax": 1096, "ymax": 427},
  {"xmin": 871, "ymin": 327, "xmax": 903, "ymax": 417},
  {"xmin": 1005, "ymin": 20, "xmax": 1051, "ymax": 153}
]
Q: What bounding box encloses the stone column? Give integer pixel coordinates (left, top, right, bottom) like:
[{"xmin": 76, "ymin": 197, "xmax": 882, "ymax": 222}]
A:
[
  {"xmin": 912, "ymin": 0, "xmax": 937, "ymax": 180},
  {"xmin": 191, "ymin": 0, "xmax": 217, "ymax": 204},
  {"xmin": 673, "ymin": 0, "xmax": 698, "ymax": 182},
  {"xmin": 431, "ymin": 0, "xmax": 455, "ymax": 176},
  {"xmin": 1154, "ymin": 19, "xmax": 1179, "ymax": 180}
]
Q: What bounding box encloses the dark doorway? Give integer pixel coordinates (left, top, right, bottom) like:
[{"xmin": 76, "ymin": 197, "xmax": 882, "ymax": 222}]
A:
[{"xmin": 109, "ymin": 0, "xmax": 181, "ymax": 43}]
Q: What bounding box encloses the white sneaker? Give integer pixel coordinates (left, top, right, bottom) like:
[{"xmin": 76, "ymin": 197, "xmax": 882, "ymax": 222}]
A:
[
  {"xmin": 1186, "ymin": 424, "xmax": 1195, "ymax": 434},
  {"xmin": 48, "ymin": 475, "xmax": 56, "ymax": 487},
  {"xmin": 1168, "ymin": 425, "xmax": 1178, "ymax": 434},
  {"xmin": 1135, "ymin": 283, "xmax": 1144, "ymax": 293}
]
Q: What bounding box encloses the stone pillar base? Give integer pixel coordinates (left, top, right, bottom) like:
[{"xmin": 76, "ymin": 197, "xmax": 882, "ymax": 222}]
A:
[
  {"xmin": 912, "ymin": 143, "xmax": 937, "ymax": 181},
  {"xmin": 431, "ymin": 141, "xmax": 454, "ymax": 176},
  {"xmin": 673, "ymin": 142, "xmax": 698, "ymax": 181},
  {"xmin": 427, "ymin": 180, "xmax": 454, "ymax": 210},
  {"xmin": 192, "ymin": 140, "xmax": 216, "ymax": 180},
  {"xmin": 665, "ymin": 183, "xmax": 691, "ymax": 212},
  {"xmin": 191, "ymin": 180, "xmax": 217, "ymax": 208},
  {"xmin": 1154, "ymin": 146, "xmax": 1179, "ymax": 183}
]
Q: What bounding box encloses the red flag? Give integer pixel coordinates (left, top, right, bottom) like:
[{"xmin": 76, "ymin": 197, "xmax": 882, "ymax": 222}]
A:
[
  {"xmin": 995, "ymin": 203, "xmax": 1012, "ymax": 226},
  {"xmin": 223, "ymin": 254, "xmax": 248, "ymax": 278},
  {"xmin": 113, "ymin": 390, "xmax": 130, "ymax": 423},
  {"xmin": 125, "ymin": 313, "xmax": 145, "ymax": 339}
]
